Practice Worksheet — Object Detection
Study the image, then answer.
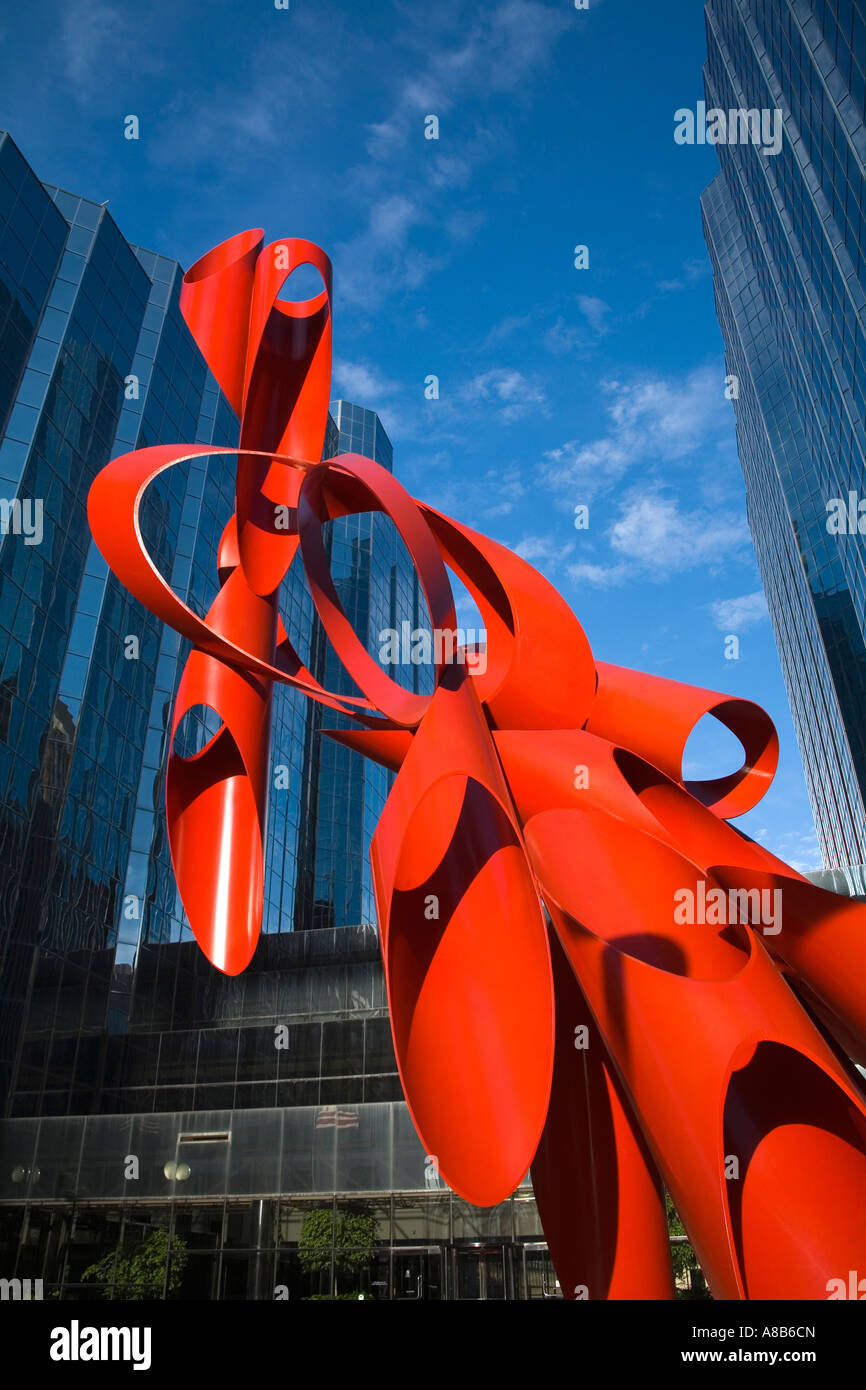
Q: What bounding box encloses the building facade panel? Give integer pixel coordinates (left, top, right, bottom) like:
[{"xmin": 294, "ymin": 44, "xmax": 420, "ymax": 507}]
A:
[{"xmin": 702, "ymin": 0, "xmax": 866, "ymax": 867}]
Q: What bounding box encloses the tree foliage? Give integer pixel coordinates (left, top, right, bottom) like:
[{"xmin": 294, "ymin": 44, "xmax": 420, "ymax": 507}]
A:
[
  {"xmin": 665, "ymin": 1193, "xmax": 712, "ymax": 1299},
  {"xmin": 82, "ymin": 1229, "xmax": 187, "ymax": 1300},
  {"xmin": 297, "ymin": 1208, "xmax": 376, "ymax": 1292}
]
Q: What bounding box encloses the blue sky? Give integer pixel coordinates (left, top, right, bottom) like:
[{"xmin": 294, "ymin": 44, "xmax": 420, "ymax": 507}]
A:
[{"xmin": 0, "ymin": 0, "xmax": 822, "ymax": 869}]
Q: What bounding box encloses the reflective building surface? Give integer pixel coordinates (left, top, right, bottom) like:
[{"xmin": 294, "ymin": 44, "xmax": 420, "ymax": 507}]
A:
[
  {"xmin": 0, "ymin": 133, "xmax": 554, "ymax": 1298},
  {"xmin": 296, "ymin": 399, "xmax": 432, "ymax": 934},
  {"xmin": 702, "ymin": 0, "xmax": 866, "ymax": 869}
]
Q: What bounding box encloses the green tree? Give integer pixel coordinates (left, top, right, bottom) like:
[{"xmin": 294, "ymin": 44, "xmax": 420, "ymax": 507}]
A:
[
  {"xmin": 82, "ymin": 1229, "xmax": 187, "ymax": 1300},
  {"xmin": 665, "ymin": 1194, "xmax": 712, "ymax": 1300},
  {"xmin": 297, "ymin": 1208, "xmax": 376, "ymax": 1297}
]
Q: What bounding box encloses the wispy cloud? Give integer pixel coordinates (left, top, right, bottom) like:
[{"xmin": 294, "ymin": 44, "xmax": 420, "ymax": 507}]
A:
[
  {"xmin": 637, "ymin": 257, "xmax": 712, "ymax": 317},
  {"xmin": 541, "ymin": 364, "xmax": 732, "ymax": 502},
  {"xmin": 655, "ymin": 258, "xmax": 710, "ymax": 294},
  {"xmin": 61, "ymin": 0, "xmax": 154, "ymax": 89},
  {"xmin": 397, "ymin": 451, "xmax": 530, "ymax": 531},
  {"xmin": 567, "ymin": 487, "xmax": 750, "ymax": 587},
  {"xmin": 364, "ymin": 0, "xmax": 572, "ymax": 163},
  {"xmin": 333, "ymin": 359, "xmax": 400, "ymax": 404},
  {"xmin": 146, "ymin": 10, "xmax": 352, "ymax": 180},
  {"xmin": 483, "ymin": 292, "xmax": 608, "ymax": 358},
  {"xmin": 544, "ymin": 316, "xmax": 589, "ymax": 356},
  {"xmin": 330, "ymin": 360, "xmax": 546, "ymax": 454},
  {"xmin": 337, "ymin": 0, "xmax": 571, "ymax": 305},
  {"xmin": 514, "ymin": 534, "xmax": 573, "ymax": 564},
  {"xmin": 577, "ymin": 294, "xmax": 612, "ymax": 334},
  {"xmin": 710, "ymin": 590, "xmax": 769, "ymax": 632},
  {"xmin": 482, "ymin": 310, "xmax": 540, "ymax": 349},
  {"xmin": 459, "ymin": 367, "xmax": 547, "ymax": 424},
  {"xmin": 510, "ymin": 532, "xmax": 575, "ymax": 582},
  {"xmin": 480, "ymin": 465, "xmax": 526, "ymax": 517},
  {"xmin": 608, "ymin": 490, "xmax": 749, "ymax": 575},
  {"xmin": 567, "ymin": 560, "xmax": 628, "ymax": 588},
  {"xmin": 764, "ymin": 827, "xmax": 822, "ymax": 875},
  {"xmin": 370, "ymin": 195, "xmax": 423, "ymax": 245}
]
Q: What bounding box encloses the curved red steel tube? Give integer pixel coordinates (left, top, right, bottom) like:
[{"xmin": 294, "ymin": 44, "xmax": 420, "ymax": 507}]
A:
[{"xmin": 86, "ymin": 229, "xmax": 866, "ymax": 1299}]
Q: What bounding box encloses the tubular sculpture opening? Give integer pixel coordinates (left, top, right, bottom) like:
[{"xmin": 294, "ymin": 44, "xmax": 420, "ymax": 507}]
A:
[{"xmin": 87, "ymin": 231, "xmax": 866, "ymax": 1301}]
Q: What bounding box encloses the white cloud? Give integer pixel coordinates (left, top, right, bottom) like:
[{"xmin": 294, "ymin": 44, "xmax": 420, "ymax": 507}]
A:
[
  {"xmin": 445, "ymin": 209, "xmax": 487, "ymax": 243},
  {"xmin": 513, "ymin": 534, "xmax": 573, "ymax": 566},
  {"xmin": 608, "ymin": 490, "xmax": 750, "ymax": 576},
  {"xmin": 367, "ymin": 0, "xmax": 572, "ymax": 159},
  {"xmin": 710, "ymin": 591, "xmax": 769, "ymax": 632},
  {"xmin": 460, "ymin": 368, "xmax": 547, "ymax": 424},
  {"xmin": 769, "ymin": 828, "xmax": 822, "ymax": 875},
  {"xmin": 541, "ymin": 365, "xmax": 732, "ymax": 500},
  {"xmin": 332, "ymin": 359, "xmax": 399, "ymax": 404},
  {"xmin": 483, "ymin": 311, "xmax": 538, "ymax": 348},
  {"xmin": 429, "ymin": 155, "xmax": 477, "ymax": 192},
  {"xmin": 480, "ymin": 465, "xmax": 526, "ymax": 517},
  {"xmin": 654, "ymin": 258, "xmax": 710, "ymax": 294},
  {"xmin": 369, "ymin": 196, "xmax": 422, "ymax": 246},
  {"xmin": 62, "ymin": 0, "xmax": 134, "ymax": 86},
  {"xmin": 486, "ymin": 296, "xmax": 605, "ymax": 358},
  {"xmin": 566, "ymin": 560, "xmax": 628, "ymax": 588},
  {"xmin": 342, "ymin": 1, "xmax": 571, "ymax": 304},
  {"xmin": 577, "ymin": 294, "xmax": 612, "ymax": 334},
  {"xmin": 565, "ymin": 488, "xmax": 751, "ymax": 589},
  {"xmin": 544, "ymin": 317, "xmax": 588, "ymax": 356},
  {"xmin": 335, "ymin": 199, "xmax": 444, "ymax": 308},
  {"xmin": 637, "ymin": 258, "xmax": 712, "ymax": 316},
  {"xmin": 147, "ymin": 11, "xmax": 345, "ymax": 176}
]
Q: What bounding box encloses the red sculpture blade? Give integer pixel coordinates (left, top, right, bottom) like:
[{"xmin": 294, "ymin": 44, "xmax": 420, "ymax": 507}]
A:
[{"xmin": 87, "ymin": 227, "xmax": 866, "ymax": 1298}]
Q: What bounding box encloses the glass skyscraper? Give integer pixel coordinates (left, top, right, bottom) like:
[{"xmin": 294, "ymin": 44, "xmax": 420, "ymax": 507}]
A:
[
  {"xmin": 0, "ymin": 132, "xmax": 554, "ymax": 1299},
  {"xmin": 701, "ymin": 0, "xmax": 866, "ymax": 878},
  {"xmin": 296, "ymin": 400, "xmax": 431, "ymax": 934}
]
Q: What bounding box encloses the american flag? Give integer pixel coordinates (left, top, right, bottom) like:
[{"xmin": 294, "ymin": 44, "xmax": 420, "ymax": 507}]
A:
[{"xmin": 315, "ymin": 1105, "xmax": 360, "ymax": 1129}]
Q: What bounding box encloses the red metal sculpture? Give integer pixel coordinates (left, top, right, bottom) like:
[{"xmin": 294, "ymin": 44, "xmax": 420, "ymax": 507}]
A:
[{"xmin": 88, "ymin": 231, "xmax": 866, "ymax": 1300}]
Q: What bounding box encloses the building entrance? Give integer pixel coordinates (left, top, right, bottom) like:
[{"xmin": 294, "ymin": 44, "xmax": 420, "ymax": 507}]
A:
[
  {"xmin": 522, "ymin": 1241, "xmax": 561, "ymax": 1298},
  {"xmin": 453, "ymin": 1243, "xmax": 507, "ymax": 1299},
  {"xmin": 372, "ymin": 1246, "xmax": 443, "ymax": 1300}
]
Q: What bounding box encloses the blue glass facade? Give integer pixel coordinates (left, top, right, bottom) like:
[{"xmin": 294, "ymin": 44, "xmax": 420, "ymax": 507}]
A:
[
  {"xmin": 701, "ymin": 0, "xmax": 866, "ymax": 868},
  {"xmin": 299, "ymin": 400, "xmax": 430, "ymax": 932},
  {"xmin": 0, "ymin": 133, "xmax": 548, "ymax": 1297}
]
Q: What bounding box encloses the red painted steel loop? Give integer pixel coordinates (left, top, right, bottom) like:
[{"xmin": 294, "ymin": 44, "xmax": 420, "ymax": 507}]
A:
[
  {"xmin": 530, "ymin": 927, "xmax": 674, "ymax": 1300},
  {"xmin": 524, "ymin": 805, "xmax": 866, "ymax": 1299},
  {"xmin": 417, "ymin": 503, "xmax": 596, "ymax": 730},
  {"xmin": 369, "ymin": 677, "xmax": 555, "ymax": 1205},
  {"xmin": 87, "ymin": 228, "xmax": 866, "ymax": 1299},
  {"xmin": 87, "ymin": 444, "xmax": 357, "ymax": 701},
  {"xmin": 588, "ymin": 661, "xmax": 779, "ymax": 817},
  {"xmin": 182, "ymin": 231, "xmax": 333, "ymax": 597},
  {"xmin": 171, "ymin": 235, "xmax": 333, "ymax": 972},
  {"xmin": 298, "ymin": 454, "xmax": 457, "ymax": 726}
]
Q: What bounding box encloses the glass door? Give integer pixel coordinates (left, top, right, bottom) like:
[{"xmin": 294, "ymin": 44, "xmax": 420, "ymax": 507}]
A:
[
  {"xmin": 387, "ymin": 1247, "xmax": 443, "ymax": 1300},
  {"xmin": 395, "ymin": 1249, "xmax": 424, "ymax": 1300},
  {"xmin": 522, "ymin": 1243, "xmax": 562, "ymax": 1298},
  {"xmin": 454, "ymin": 1244, "xmax": 507, "ymax": 1299}
]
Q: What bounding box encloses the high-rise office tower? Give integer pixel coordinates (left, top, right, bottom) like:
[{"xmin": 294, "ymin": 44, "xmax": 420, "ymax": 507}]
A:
[
  {"xmin": 0, "ymin": 133, "xmax": 553, "ymax": 1298},
  {"xmin": 0, "ymin": 128, "xmax": 242, "ymax": 1106},
  {"xmin": 701, "ymin": 0, "xmax": 866, "ymax": 880},
  {"xmin": 294, "ymin": 399, "xmax": 431, "ymax": 933}
]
